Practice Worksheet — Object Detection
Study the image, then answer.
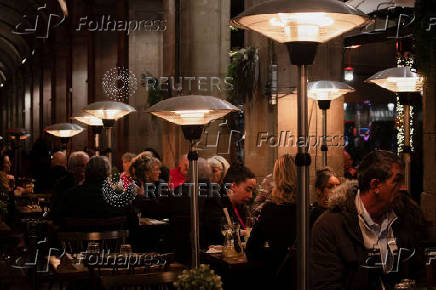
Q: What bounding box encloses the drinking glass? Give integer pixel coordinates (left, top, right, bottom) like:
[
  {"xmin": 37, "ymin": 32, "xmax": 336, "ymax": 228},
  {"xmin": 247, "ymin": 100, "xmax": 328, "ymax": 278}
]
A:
[
  {"xmin": 120, "ymin": 244, "xmax": 132, "ymax": 256},
  {"xmin": 245, "ymin": 217, "xmax": 256, "ymax": 239},
  {"xmin": 87, "ymin": 242, "xmax": 100, "ymax": 254}
]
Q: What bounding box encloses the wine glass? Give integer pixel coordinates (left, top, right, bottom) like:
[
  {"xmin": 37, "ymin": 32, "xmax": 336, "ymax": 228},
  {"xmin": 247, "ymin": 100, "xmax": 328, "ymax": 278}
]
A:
[{"xmin": 245, "ymin": 217, "xmax": 256, "ymax": 239}]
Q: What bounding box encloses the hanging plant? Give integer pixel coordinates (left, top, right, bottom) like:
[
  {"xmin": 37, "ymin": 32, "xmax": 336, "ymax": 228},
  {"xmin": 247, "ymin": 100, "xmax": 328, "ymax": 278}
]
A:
[
  {"xmin": 141, "ymin": 72, "xmax": 167, "ymax": 107},
  {"xmin": 226, "ymin": 47, "xmax": 258, "ymax": 105}
]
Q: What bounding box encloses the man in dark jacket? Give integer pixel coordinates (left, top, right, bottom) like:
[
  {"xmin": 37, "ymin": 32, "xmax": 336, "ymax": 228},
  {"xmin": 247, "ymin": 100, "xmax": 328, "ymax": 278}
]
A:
[
  {"xmin": 311, "ymin": 150, "xmax": 424, "ymax": 290},
  {"xmin": 57, "ymin": 156, "xmax": 135, "ymax": 230},
  {"xmin": 201, "ymin": 164, "xmax": 255, "ymax": 247}
]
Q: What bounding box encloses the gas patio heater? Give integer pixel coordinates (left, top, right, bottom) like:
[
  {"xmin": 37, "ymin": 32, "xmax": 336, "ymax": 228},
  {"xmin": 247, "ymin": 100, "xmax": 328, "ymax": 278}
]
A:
[
  {"xmin": 44, "ymin": 123, "xmax": 84, "ymax": 154},
  {"xmin": 147, "ymin": 95, "xmax": 239, "ymax": 268},
  {"xmin": 231, "ymin": 1, "xmax": 368, "ymax": 288},
  {"xmin": 366, "ymin": 66, "xmax": 423, "ymax": 194},
  {"xmin": 83, "ymin": 101, "xmax": 136, "ymax": 164},
  {"xmin": 308, "ymin": 81, "xmax": 355, "ymax": 166},
  {"xmin": 72, "ymin": 112, "xmax": 104, "ymax": 156}
]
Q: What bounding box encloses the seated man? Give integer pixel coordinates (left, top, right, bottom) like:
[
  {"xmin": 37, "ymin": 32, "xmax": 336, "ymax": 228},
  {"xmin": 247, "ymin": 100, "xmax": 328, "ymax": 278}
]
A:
[
  {"xmin": 311, "ymin": 150, "xmax": 422, "ymax": 290},
  {"xmin": 163, "ymin": 157, "xmax": 212, "ymax": 264},
  {"xmin": 57, "ymin": 156, "xmax": 134, "ymax": 229},
  {"xmin": 169, "ymin": 154, "xmax": 189, "ymax": 189},
  {"xmin": 51, "ymin": 151, "xmax": 89, "ymax": 224},
  {"xmin": 201, "ymin": 164, "xmax": 256, "ymax": 247},
  {"xmin": 49, "ymin": 151, "xmax": 68, "ymax": 186}
]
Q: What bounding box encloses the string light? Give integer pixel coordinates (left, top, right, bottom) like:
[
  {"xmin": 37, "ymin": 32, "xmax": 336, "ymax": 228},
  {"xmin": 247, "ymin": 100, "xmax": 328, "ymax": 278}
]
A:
[
  {"xmin": 395, "ymin": 54, "xmax": 415, "ymax": 152},
  {"xmin": 101, "ymin": 179, "xmax": 136, "ymax": 208},
  {"xmin": 102, "ymin": 67, "xmax": 137, "ymax": 102}
]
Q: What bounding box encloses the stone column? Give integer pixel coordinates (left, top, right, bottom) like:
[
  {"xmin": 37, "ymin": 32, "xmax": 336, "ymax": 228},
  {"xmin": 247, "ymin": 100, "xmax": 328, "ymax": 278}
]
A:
[{"xmin": 420, "ymin": 62, "xmax": 436, "ymax": 240}]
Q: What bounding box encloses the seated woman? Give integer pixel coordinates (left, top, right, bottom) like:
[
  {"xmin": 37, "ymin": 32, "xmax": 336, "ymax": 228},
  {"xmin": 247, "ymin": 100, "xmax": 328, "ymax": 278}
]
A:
[
  {"xmin": 130, "ymin": 155, "xmax": 165, "ymax": 219},
  {"xmin": 120, "ymin": 152, "xmax": 136, "ymax": 190},
  {"xmin": 246, "ymin": 154, "xmax": 297, "ymax": 289},
  {"xmin": 129, "ymin": 154, "xmax": 161, "ymax": 195},
  {"xmin": 207, "ymin": 155, "xmax": 230, "ymax": 185},
  {"xmin": 309, "ymin": 167, "xmax": 340, "ymax": 228},
  {"xmin": 0, "ymin": 154, "xmax": 28, "ymax": 196}
]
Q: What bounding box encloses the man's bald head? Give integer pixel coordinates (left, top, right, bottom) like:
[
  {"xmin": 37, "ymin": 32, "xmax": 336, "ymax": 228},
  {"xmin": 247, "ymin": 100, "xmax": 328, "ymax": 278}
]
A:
[{"xmin": 51, "ymin": 151, "xmax": 67, "ymax": 168}]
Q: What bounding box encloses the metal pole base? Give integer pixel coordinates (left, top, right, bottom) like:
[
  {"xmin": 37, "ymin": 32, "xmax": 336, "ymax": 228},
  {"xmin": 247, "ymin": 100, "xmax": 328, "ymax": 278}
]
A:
[{"xmin": 188, "ymin": 143, "xmax": 200, "ymax": 268}]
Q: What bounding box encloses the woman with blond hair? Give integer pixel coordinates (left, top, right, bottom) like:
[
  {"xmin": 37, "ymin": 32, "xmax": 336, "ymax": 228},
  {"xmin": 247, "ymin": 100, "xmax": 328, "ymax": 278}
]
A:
[{"xmin": 246, "ymin": 153, "xmax": 297, "ymax": 289}]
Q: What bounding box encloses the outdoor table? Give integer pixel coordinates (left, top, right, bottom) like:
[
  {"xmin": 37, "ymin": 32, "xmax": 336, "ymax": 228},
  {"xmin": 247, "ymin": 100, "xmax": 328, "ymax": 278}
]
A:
[
  {"xmin": 201, "ymin": 251, "xmax": 263, "ymax": 289},
  {"xmin": 16, "ymin": 205, "xmax": 45, "ymax": 220},
  {"xmin": 48, "ymin": 251, "xmax": 184, "ymax": 288},
  {"xmin": 135, "ymin": 218, "xmax": 171, "ymax": 252},
  {"xmin": 201, "ymin": 251, "xmax": 248, "ymax": 271}
]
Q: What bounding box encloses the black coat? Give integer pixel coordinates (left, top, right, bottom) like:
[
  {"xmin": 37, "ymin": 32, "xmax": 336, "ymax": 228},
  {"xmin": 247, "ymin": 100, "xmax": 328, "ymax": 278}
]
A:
[
  {"xmin": 310, "ymin": 180, "xmax": 426, "ymax": 290},
  {"xmin": 56, "ymin": 180, "xmax": 135, "ymax": 230},
  {"xmin": 246, "ymin": 201, "xmax": 297, "ymax": 289},
  {"xmin": 200, "ymin": 189, "xmax": 249, "ymax": 248}
]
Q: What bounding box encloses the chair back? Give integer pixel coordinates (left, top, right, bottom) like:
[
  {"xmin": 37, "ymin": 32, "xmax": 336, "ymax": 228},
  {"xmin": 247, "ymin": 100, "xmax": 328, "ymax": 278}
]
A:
[
  {"xmin": 57, "ymin": 230, "xmax": 129, "ymax": 254},
  {"xmin": 101, "ymin": 271, "xmax": 181, "ymax": 290}
]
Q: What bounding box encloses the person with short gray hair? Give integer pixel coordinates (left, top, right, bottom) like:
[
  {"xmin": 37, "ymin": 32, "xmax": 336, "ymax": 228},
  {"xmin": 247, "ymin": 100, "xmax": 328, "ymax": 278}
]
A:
[
  {"xmin": 207, "ymin": 156, "xmax": 230, "ymax": 185},
  {"xmin": 51, "ymin": 151, "xmax": 89, "ymax": 224},
  {"xmin": 68, "ymin": 151, "xmax": 90, "ymax": 185},
  {"xmin": 85, "ymin": 156, "xmax": 111, "ymax": 183},
  {"xmin": 310, "ymin": 150, "xmax": 419, "ymax": 290}
]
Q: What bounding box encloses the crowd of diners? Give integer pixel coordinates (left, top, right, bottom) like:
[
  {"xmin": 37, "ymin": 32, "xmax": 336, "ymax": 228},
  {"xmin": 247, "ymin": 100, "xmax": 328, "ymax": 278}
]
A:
[{"xmin": 0, "ymin": 147, "xmax": 430, "ymax": 289}]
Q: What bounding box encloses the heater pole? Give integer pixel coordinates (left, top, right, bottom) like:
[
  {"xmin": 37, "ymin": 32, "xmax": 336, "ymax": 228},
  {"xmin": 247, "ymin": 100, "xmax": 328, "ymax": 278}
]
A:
[
  {"xmin": 107, "ymin": 127, "xmax": 112, "ymax": 164},
  {"xmin": 297, "ymin": 64, "xmax": 309, "ymax": 290},
  {"xmin": 188, "ymin": 141, "xmax": 200, "ymax": 268},
  {"xmin": 95, "ymin": 133, "xmax": 100, "ymax": 156},
  {"xmin": 403, "ymin": 104, "xmax": 411, "ymax": 193},
  {"xmin": 322, "ymin": 109, "xmax": 327, "ymax": 167}
]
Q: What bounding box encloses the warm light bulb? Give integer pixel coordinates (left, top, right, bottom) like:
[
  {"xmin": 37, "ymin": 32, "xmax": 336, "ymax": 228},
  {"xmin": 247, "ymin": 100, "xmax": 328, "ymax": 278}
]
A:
[
  {"xmin": 74, "ymin": 116, "xmax": 103, "ymax": 126},
  {"xmin": 387, "ymin": 103, "xmax": 395, "ymax": 112},
  {"xmin": 285, "ymin": 24, "xmax": 320, "ymax": 42},
  {"xmin": 344, "ymin": 70, "xmax": 354, "ymax": 82},
  {"xmin": 277, "ymin": 13, "xmax": 334, "ymax": 27},
  {"xmin": 104, "ymin": 109, "xmax": 123, "ymax": 120},
  {"xmin": 269, "ymin": 12, "xmax": 333, "ymax": 42}
]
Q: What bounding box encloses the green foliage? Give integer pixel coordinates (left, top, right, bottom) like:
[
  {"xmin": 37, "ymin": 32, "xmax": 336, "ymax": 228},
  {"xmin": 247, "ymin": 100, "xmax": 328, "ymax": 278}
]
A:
[
  {"xmin": 226, "ymin": 47, "xmax": 258, "ymax": 105},
  {"xmin": 147, "ymin": 77, "xmax": 165, "ymax": 107},
  {"xmin": 141, "ymin": 72, "xmax": 166, "ymax": 107},
  {"xmin": 173, "ymin": 264, "xmax": 223, "ymax": 290}
]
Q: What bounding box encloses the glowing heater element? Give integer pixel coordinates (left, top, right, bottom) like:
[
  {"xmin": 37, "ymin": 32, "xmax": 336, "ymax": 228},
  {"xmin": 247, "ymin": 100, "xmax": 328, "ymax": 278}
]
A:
[
  {"xmin": 269, "ymin": 13, "xmax": 334, "ymax": 42},
  {"xmin": 231, "ymin": 0, "xmax": 368, "ymax": 44},
  {"xmin": 147, "ymin": 95, "xmax": 239, "ymax": 126},
  {"xmin": 174, "ymin": 110, "xmax": 210, "ymax": 119},
  {"xmin": 83, "ymin": 101, "xmax": 136, "ymax": 121},
  {"xmin": 45, "ymin": 123, "xmax": 84, "ymax": 138},
  {"xmin": 308, "ymin": 81, "xmax": 355, "ymax": 101},
  {"xmin": 365, "ymin": 67, "xmax": 423, "ymax": 93},
  {"xmin": 72, "ymin": 112, "xmax": 103, "ymax": 126}
]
